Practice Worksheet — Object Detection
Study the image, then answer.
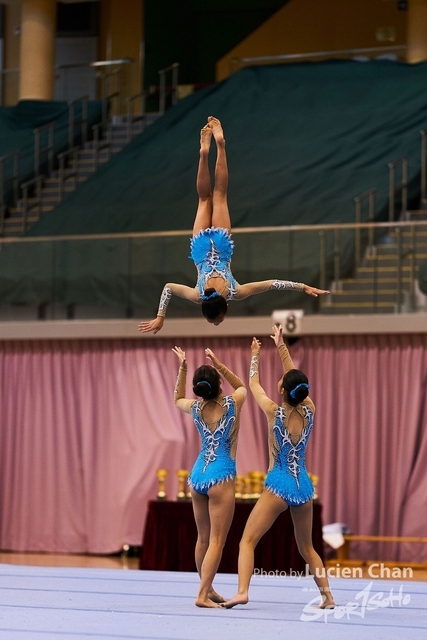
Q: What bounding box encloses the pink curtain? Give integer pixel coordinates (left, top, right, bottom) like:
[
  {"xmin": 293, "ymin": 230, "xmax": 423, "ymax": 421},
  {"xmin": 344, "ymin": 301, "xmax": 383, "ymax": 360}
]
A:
[{"xmin": 0, "ymin": 334, "xmax": 426, "ymax": 560}]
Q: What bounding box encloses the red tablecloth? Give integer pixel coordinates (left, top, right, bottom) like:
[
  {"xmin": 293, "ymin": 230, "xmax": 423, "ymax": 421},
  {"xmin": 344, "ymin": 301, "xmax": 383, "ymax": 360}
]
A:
[{"xmin": 140, "ymin": 500, "xmax": 324, "ymax": 573}]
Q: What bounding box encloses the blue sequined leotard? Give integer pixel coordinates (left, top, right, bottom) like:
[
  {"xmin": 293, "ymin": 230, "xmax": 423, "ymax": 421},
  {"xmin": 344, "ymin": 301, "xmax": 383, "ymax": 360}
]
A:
[
  {"xmin": 249, "ymin": 344, "xmax": 314, "ymax": 506},
  {"xmin": 188, "ymin": 395, "xmax": 238, "ymax": 494},
  {"xmin": 264, "ymin": 403, "xmax": 314, "ymax": 506},
  {"xmin": 174, "ymin": 360, "xmax": 245, "ymax": 496},
  {"xmin": 190, "ymin": 227, "xmax": 238, "ymax": 300},
  {"xmin": 155, "ymin": 228, "xmax": 305, "ymax": 319}
]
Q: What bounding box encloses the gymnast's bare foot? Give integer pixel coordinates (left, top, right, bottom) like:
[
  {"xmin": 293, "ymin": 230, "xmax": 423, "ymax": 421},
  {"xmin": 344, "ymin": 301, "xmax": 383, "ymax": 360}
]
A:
[
  {"xmin": 195, "ymin": 596, "xmax": 222, "ymax": 608},
  {"xmin": 208, "ymin": 116, "xmax": 225, "ymax": 147},
  {"xmin": 221, "ymin": 593, "xmax": 249, "ymax": 609},
  {"xmin": 200, "ymin": 124, "xmax": 212, "ymax": 156},
  {"xmin": 316, "ymin": 596, "xmax": 336, "ymax": 609},
  {"xmin": 208, "ymin": 588, "xmax": 226, "ymax": 604}
]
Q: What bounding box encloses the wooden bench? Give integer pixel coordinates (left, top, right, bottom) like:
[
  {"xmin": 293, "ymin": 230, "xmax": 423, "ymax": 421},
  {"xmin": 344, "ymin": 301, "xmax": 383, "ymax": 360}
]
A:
[{"xmin": 336, "ymin": 535, "xmax": 427, "ymax": 568}]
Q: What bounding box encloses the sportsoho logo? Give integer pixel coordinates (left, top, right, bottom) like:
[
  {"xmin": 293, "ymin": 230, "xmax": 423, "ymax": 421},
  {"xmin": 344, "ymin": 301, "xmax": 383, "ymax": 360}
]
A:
[{"xmin": 300, "ymin": 581, "xmax": 411, "ymax": 622}]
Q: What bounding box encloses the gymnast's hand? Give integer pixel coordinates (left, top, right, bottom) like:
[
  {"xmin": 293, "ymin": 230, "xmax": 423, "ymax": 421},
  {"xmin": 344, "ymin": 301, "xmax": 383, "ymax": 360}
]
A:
[
  {"xmin": 303, "ymin": 284, "xmax": 330, "ymax": 297},
  {"xmin": 172, "ymin": 346, "xmax": 186, "ymax": 365},
  {"xmin": 251, "ymin": 337, "xmax": 261, "ymax": 354},
  {"xmin": 270, "ymin": 324, "xmax": 284, "ymax": 347},
  {"xmin": 205, "ymin": 348, "xmax": 221, "ymax": 370},
  {"xmin": 138, "ymin": 316, "xmax": 164, "ymax": 334}
]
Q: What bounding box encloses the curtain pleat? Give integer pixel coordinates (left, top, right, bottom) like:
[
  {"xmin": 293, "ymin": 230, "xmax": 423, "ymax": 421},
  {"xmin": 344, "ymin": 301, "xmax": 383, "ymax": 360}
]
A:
[{"xmin": 1, "ymin": 334, "xmax": 426, "ymax": 560}]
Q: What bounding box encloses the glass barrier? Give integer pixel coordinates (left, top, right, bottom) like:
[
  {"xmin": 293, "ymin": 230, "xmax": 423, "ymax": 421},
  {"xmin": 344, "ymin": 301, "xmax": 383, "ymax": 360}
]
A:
[{"xmin": 0, "ymin": 221, "xmax": 426, "ymax": 320}]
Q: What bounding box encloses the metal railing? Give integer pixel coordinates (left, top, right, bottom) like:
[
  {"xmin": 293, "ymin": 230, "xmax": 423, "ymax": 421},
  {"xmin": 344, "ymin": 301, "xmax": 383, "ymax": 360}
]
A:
[
  {"xmin": 55, "ymin": 59, "xmax": 134, "ymax": 108},
  {"xmin": 421, "ymin": 129, "xmax": 427, "ymax": 201},
  {"xmin": 20, "ymin": 175, "xmax": 45, "ymax": 233},
  {"xmin": 0, "ymin": 92, "xmax": 104, "ymax": 227},
  {"xmin": 0, "ymin": 220, "xmax": 425, "ymax": 315},
  {"xmin": 230, "ymin": 45, "xmax": 407, "ymax": 74},
  {"xmin": 91, "ymin": 122, "xmax": 111, "ymax": 171},
  {"xmin": 68, "ymin": 95, "xmax": 89, "ymax": 149},
  {"xmin": 388, "ymin": 156, "xmax": 408, "ymax": 221},
  {"xmin": 354, "ymin": 188, "xmax": 376, "ymax": 263},
  {"xmin": 126, "ymin": 92, "xmax": 147, "ymax": 142},
  {"xmin": 34, "ymin": 122, "xmax": 55, "ymax": 177},
  {"xmin": 158, "ymin": 63, "xmax": 179, "ymax": 115},
  {"xmin": 57, "ymin": 146, "xmax": 80, "ymax": 203},
  {"xmin": 100, "ymin": 71, "xmax": 121, "ymax": 128}
]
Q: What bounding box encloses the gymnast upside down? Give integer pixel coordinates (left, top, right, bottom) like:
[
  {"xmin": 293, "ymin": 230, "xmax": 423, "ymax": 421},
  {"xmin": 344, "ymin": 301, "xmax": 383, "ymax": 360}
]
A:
[{"xmin": 138, "ymin": 117, "xmax": 329, "ymax": 335}]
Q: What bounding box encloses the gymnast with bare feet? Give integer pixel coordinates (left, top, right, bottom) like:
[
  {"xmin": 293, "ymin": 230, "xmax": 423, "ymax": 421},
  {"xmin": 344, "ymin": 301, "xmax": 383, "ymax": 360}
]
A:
[
  {"xmin": 172, "ymin": 344, "xmax": 247, "ymax": 608},
  {"xmin": 138, "ymin": 116, "xmax": 329, "ymax": 335},
  {"xmin": 223, "ymin": 325, "xmax": 335, "ymax": 609}
]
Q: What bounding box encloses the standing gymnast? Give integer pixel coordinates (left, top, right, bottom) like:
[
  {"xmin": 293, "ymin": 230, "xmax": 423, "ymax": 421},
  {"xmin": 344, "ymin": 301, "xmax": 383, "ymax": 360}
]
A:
[
  {"xmin": 139, "ymin": 116, "xmax": 329, "ymax": 335},
  {"xmin": 172, "ymin": 345, "xmax": 247, "ymax": 608},
  {"xmin": 223, "ymin": 325, "xmax": 335, "ymax": 609}
]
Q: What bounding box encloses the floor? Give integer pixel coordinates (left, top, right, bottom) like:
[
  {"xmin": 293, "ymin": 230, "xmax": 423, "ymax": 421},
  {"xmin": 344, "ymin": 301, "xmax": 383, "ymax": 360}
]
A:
[
  {"xmin": 0, "ymin": 553, "xmax": 426, "ymax": 639},
  {"xmin": 0, "ymin": 563, "xmax": 426, "ymax": 640}
]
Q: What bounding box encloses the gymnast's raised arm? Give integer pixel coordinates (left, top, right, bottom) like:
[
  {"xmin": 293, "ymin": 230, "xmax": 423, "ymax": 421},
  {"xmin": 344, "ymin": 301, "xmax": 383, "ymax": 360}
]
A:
[
  {"xmin": 270, "ymin": 324, "xmax": 295, "ymax": 373},
  {"xmin": 248, "ymin": 338, "xmax": 276, "ymax": 417},
  {"xmin": 234, "ymin": 279, "xmax": 329, "ymax": 300},
  {"xmin": 138, "ymin": 283, "xmax": 200, "ymax": 334}
]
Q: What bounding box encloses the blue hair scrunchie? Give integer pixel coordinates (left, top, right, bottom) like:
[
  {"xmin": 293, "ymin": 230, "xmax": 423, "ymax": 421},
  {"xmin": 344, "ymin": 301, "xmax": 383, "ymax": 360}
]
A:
[
  {"xmin": 196, "ymin": 380, "xmax": 212, "ymax": 390},
  {"xmin": 290, "ymin": 383, "xmax": 310, "ymax": 399},
  {"xmin": 201, "ymin": 291, "xmax": 221, "ymax": 301}
]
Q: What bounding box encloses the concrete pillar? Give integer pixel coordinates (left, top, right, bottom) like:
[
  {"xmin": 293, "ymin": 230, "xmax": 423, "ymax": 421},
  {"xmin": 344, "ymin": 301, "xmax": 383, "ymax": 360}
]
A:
[
  {"xmin": 2, "ymin": 3, "xmax": 22, "ymax": 106},
  {"xmin": 19, "ymin": 0, "xmax": 57, "ymax": 100},
  {"xmin": 407, "ymin": 0, "xmax": 427, "ymax": 63}
]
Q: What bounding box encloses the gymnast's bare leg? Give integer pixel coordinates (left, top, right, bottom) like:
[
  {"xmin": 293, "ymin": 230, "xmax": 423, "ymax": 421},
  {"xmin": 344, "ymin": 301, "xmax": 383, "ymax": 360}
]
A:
[
  {"xmin": 193, "ymin": 124, "xmax": 213, "ymax": 237},
  {"xmin": 191, "ymin": 487, "xmax": 226, "ymax": 604},
  {"xmin": 223, "ymin": 492, "xmax": 335, "ymax": 609},
  {"xmin": 208, "ymin": 116, "xmax": 231, "ymax": 233},
  {"xmin": 223, "ymin": 488, "xmax": 287, "ymax": 608},
  {"xmin": 290, "ymin": 500, "xmax": 335, "ymax": 607},
  {"xmin": 192, "ymin": 480, "xmax": 235, "ymax": 608}
]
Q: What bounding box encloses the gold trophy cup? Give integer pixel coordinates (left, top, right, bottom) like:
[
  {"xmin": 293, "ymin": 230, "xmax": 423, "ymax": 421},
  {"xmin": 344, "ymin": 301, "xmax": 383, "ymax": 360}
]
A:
[
  {"xmin": 156, "ymin": 469, "xmax": 168, "ymax": 501},
  {"xmin": 235, "ymin": 474, "xmax": 244, "ymax": 500},
  {"xmin": 176, "ymin": 469, "xmax": 190, "ymax": 501}
]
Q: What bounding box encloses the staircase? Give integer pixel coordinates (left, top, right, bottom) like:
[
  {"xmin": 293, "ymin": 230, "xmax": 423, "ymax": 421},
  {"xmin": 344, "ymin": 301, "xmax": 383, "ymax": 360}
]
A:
[
  {"xmin": 1, "ymin": 116, "xmax": 157, "ymax": 237},
  {"xmin": 321, "ymin": 209, "xmax": 427, "ymax": 314}
]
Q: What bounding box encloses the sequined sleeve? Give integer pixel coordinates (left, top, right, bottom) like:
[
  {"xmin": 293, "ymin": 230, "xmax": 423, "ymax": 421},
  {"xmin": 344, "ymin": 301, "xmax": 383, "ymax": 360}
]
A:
[
  {"xmin": 249, "ymin": 351, "xmax": 277, "ymax": 416},
  {"xmin": 234, "ymin": 279, "xmax": 304, "ymax": 300},
  {"xmin": 249, "ymin": 352, "xmax": 260, "ymax": 380},
  {"xmin": 156, "ymin": 283, "xmax": 200, "ymax": 318}
]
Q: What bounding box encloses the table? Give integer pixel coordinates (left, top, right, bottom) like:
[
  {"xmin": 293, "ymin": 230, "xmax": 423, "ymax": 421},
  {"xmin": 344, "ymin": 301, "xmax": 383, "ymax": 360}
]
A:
[{"xmin": 140, "ymin": 500, "xmax": 324, "ymax": 573}]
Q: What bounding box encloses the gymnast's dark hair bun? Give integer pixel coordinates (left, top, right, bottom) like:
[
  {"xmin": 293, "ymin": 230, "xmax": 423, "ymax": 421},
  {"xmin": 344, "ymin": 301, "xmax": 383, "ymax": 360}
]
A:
[
  {"xmin": 282, "ymin": 369, "xmax": 310, "ymax": 407},
  {"xmin": 201, "ymin": 288, "xmax": 228, "ymax": 321},
  {"xmin": 193, "ymin": 365, "xmax": 220, "ymax": 400}
]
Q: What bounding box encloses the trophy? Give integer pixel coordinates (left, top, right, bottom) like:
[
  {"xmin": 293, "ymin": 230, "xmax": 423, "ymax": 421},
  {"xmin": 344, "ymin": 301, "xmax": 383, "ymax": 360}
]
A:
[
  {"xmin": 242, "ymin": 475, "xmax": 252, "ymax": 500},
  {"xmin": 249, "ymin": 471, "xmax": 265, "ymax": 500},
  {"xmin": 176, "ymin": 469, "xmax": 190, "ymax": 501},
  {"xmin": 308, "ymin": 473, "xmax": 319, "ymax": 501},
  {"xmin": 156, "ymin": 469, "xmax": 168, "ymax": 501},
  {"xmin": 235, "ymin": 474, "xmax": 244, "ymax": 500}
]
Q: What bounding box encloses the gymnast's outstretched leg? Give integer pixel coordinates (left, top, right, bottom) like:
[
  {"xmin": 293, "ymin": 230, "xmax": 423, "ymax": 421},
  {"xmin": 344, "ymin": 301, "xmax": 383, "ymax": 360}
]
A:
[
  {"xmin": 191, "ymin": 487, "xmax": 226, "ymax": 604},
  {"xmin": 194, "ymin": 479, "xmax": 235, "ymax": 608},
  {"xmin": 208, "ymin": 116, "xmax": 231, "ymax": 233},
  {"xmin": 223, "ymin": 489, "xmax": 287, "ymax": 608},
  {"xmin": 193, "ymin": 124, "xmax": 213, "ymax": 237},
  {"xmin": 290, "ymin": 501, "xmax": 335, "ymax": 608}
]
